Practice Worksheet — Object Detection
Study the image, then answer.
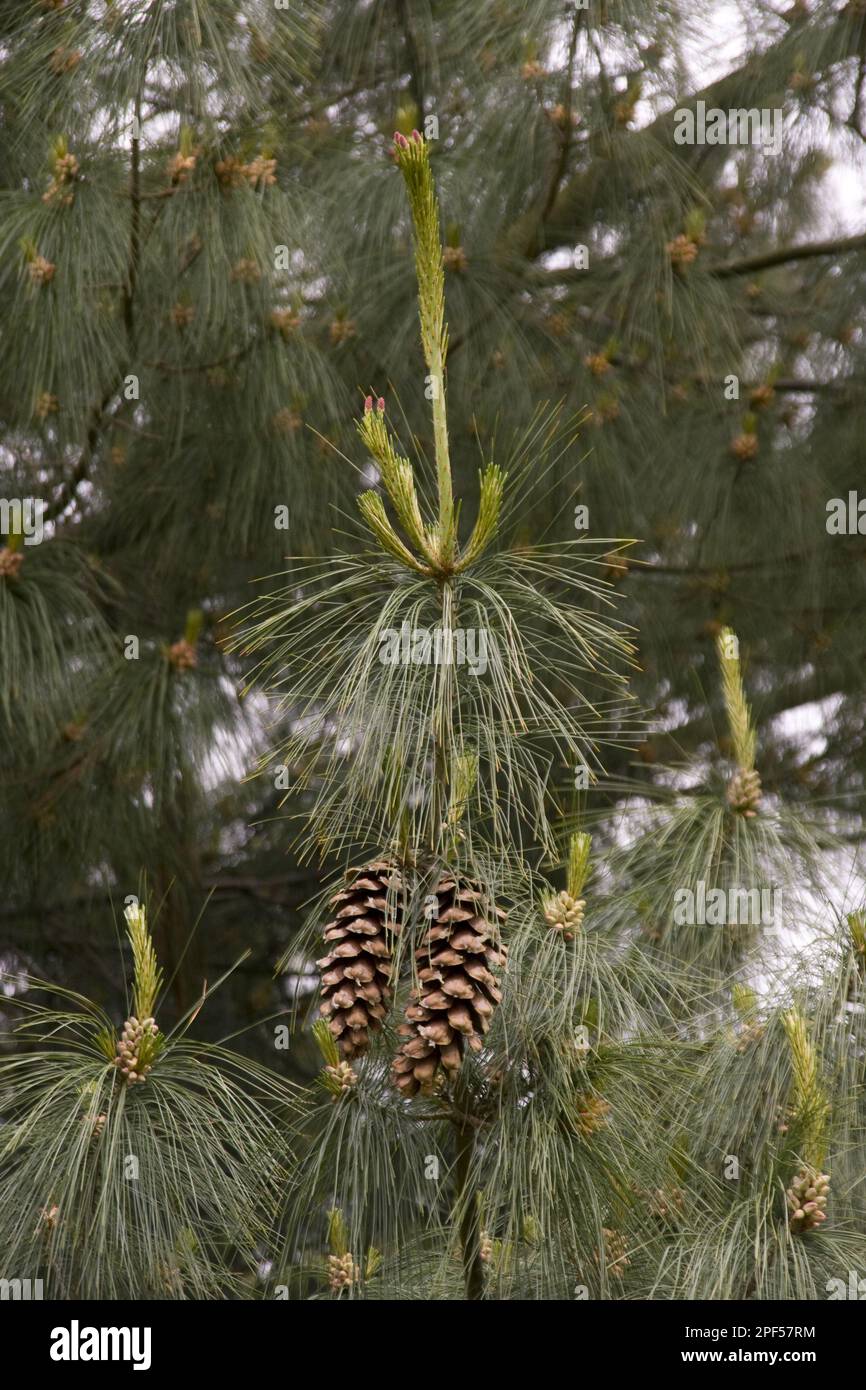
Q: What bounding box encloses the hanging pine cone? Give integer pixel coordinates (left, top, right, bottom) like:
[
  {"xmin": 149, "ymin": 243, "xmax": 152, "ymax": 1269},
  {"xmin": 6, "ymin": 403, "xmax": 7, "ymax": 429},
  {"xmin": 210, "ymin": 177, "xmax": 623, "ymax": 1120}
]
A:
[
  {"xmin": 787, "ymin": 1168, "xmax": 829, "ymax": 1233},
  {"xmin": 391, "ymin": 875, "xmax": 507, "ymax": 1097},
  {"xmin": 317, "ymin": 862, "xmax": 405, "ymax": 1059},
  {"xmin": 727, "ymin": 767, "xmax": 762, "ymax": 816}
]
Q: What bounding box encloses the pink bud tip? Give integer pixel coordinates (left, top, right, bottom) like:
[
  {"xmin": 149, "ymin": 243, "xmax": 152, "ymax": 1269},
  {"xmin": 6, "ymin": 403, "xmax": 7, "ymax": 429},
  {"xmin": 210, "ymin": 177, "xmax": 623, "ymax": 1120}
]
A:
[
  {"xmin": 411, "ymin": 130, "xmax": 422, "ymax": 142},
  {"xmin": 376, "ymin": 397, "xmax": 385, "ymax": 413},
  {"xmin": 363, "ymin": 396, "xmax": 373, "ymax": 414},
  {"xmin": 393, "ymin": 132, "xmax": 409, "ymax": 148}
]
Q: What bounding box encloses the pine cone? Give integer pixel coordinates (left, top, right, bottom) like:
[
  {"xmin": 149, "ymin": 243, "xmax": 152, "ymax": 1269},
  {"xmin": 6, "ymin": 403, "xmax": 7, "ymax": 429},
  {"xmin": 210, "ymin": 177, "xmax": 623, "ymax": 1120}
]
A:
[
  {"xmin": 324, "ymin": 1060, "xmax": 358, "ymax": 1097},
  {"xmin": 317, "ymin": 862, "xmax": 405, "ymax": 1059},
  {"xmin": 730, "ymin": 431, "xmax": 759, "ymax": 461},
  {"xmin": 667, "ymin": 233, "xmax": 698, "ymax": 269},
  {"xmin": 0, "ymin": 548, "xmax": 24, "ymax": 580},
  {"xmin": 272, "ymin": 407, "xmax": 303, "ymax": 434},
  {"xmin": 735, "ymin": 1019, "xmax": 765, "ymax": 1051},
  {"xmin": 391, "ymin": 875, "xmax": 507, "ymax": 1097},
  {"xmin": 543, "ymin": 889, "xmax": 585, "ymax": 941},
  {"xmin": 243, "ymin": 155, "xmax": 277, "ymax": 188},
  {"xmin": 749, "ymin": 383, "xmax": 775, "ymax": 410},
  {"xmin": 170, "ymin": 302, "xmax": 195, "ymax": 328},
  {"xmin": 230, "ymin": 258, "xmax": 261, "ymax": 284},
  {"xmin": 442, "ymin": 245, "xmax": 468, "ymax": 273},
  {"xmin": 329, "ymin": 317, "xmax": 357, "ymax": 345},
  {"xmin": 113, "ymin": 1015, "xmax": 159, "ymax": 1085},
  {"xmin": 270, "ymin": 307, "xmax": 301, "ymax": 336},
  {"xmin": 328, "ymin": 1252, "xmax": 360, "ymax": 1290},
  {"xmin": 727, "ymin": 767, "xmax": 762, "ymax": 816},
  {"xmin": 595, "ymin": 1228, "xmax": 629, "ymax": 1278},
  {"xmin": 167, "ymin": 638, "xmax": 197, "ymax": 671},
  {"xmin": 39, "ymin": 1204, "xmax": 60, "ymax": 1233},
  {"xmin": 167, "ymin": 151, "xmax": 197, "ymax": 185},
  {"xmin": 647, "ymin": 1185, "xmax": 685, "ymax": 1225},
  {"xmin": 573, "ymin": 1092, "xmax": 611, "ymax": 1138},
  {"xmin": 787, "ymin": 1169, "xmax": 829, "ymax": 1233},
  {"xmin": 28, "ymin": 254, "xmax": 56, "ymax": 286},
  {"xmin": 214, "ymin": 156, "xmax": 247, "ymax": 189},
  {"xmin": 49, "ymin": 47, "xmax": 81, "ymax": 75}
]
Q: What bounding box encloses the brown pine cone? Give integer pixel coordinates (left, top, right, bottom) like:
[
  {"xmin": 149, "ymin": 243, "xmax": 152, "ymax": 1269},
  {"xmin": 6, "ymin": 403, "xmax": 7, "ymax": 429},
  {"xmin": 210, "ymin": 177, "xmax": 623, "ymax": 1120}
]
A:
[
  {"xmin": 391, "ymin": 875, "xmax": 506, "ymax": 1097},
  {"xmin": 317, "ymin": 862, "xmax": 405, "ymax": 1059}
]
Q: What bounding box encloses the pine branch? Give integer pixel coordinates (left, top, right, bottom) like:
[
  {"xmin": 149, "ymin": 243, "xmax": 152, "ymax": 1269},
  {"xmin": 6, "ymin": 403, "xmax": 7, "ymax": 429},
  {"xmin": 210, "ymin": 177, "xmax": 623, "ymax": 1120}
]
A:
[
  {"xmin": 709, "ymin": 231, "xmax": 866, "ymax": 278},
  {"xmin": 43, "ymin": 380, "xmax": 124, "ymax": 523},
  {"xmin": 532, "ymin": 4, "xmax": 583, "ymax": 243},
  {"xmin": 454, "ymin": 1116, "xmax": 484, "ymax": 1300}
]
